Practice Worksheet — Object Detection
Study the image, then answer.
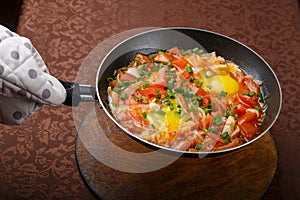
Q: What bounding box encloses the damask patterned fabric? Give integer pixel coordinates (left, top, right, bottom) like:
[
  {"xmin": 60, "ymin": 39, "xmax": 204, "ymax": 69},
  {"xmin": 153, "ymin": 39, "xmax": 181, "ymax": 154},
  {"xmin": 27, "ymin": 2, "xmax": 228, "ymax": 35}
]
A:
[{"xmin": 0, "ymin": 0, "xmax": 299, "ymax": 199}]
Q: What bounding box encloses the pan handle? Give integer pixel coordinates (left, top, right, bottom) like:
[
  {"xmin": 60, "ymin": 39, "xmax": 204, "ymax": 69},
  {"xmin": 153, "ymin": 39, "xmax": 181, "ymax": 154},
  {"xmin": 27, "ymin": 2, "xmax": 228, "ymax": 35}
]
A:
[{"xmin": 59, "ymin": 80, "xmax": 98, "ymax": 106}]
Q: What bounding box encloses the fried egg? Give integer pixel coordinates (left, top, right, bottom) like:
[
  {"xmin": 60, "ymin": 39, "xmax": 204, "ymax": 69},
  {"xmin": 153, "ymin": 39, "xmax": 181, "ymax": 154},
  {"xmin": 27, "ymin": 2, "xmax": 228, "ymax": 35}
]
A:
[{"xmin": 207, "ymin": 75, "xmax": 239, "ymax": 95}]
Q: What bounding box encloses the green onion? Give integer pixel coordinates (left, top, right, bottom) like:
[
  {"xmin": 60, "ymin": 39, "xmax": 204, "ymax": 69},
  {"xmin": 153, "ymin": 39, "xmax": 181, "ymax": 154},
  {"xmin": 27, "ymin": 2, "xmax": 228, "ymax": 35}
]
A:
[
  {"xmin": 206, "ymin": 84, "xmax": 212, "ymax": 89},
  {"xmin": 194, "ymin": 80, "xmax": 203, "ymax": 88},
  {"xmin": 254, "ymin": 105, "xmax": 261, "ymax": 110},
  {"xmin": 154, "ymin": 64, "xmax": 159, "ymax": 71},
  {"xmin": 186, "ymin": 64, "xmax": 193, "ymax": 74},
  {"xmin": 213, "ymin": 115, "xmax": 223, "ymax": 126},
  {"xmin": 120, "ymin": 67, "xmax": 128, "ymax": 71},
  {"xmin": 143, "ymin": 81, "xmax": 149, "ymax": 88},
  {"xmin": 120, "ymin": 93, "xmax": 128, "ymax": 100},
  {"xmin": 166, "ymin": 91, "xmax": 176, "ymax": 99},
  {"xmin": 157, "ymin": 110, "xmax": 166, "ymax": 116},
  {"xmin": 167, "ymin": 62, "xmax": 172, "ymax": 67},
  {"xmin": 249, "ymin": 91, "xmax": 256, "ymax": 96},
  {"xmin": 208, "ymin": 127, "xmax": 218, "ymax": 134},
  {"xmin": 224, "ymin": 112, "xmax": 230, "ymax": 118},
  {"xmin": 224, "ymin": 138, "xmax": 230, "ymax": 144},
  {"xmin": 204, "ymin": 108, "xmax": 212, "ymax": 114},
  {"xmin": 106, "ymin": 77, "xmax": 114, "ymax": 82},
  {"xmin": 217, "ymin": 91, "xmax": 227, "ymax": 98},
  {"xmin": 242, "ymin": 92, "xmax": 249, "ymax": 96},
  {"xmin": 174, "ymin": 87, "xmax": 184, "ymax": 94},
  {"xmin": 163, "ymin": 99, "xmax": 171, "ymax": 106},
  {"xmin": 135, "ymin": 97, "xmax": 142, "ymax": 102},
  {"xmin": 205, "ymin": 71, "xmax": 212, "ymax": 78},
  {"xmin": 142, "ymin": 98, "xmax": 148, "ymax": 103},
  {"xmin": 158, "ymin": 51, "xmax": 164, "ymax": 55},
  {"xmin": 195, "ymin": 143, "xmax": 202, "ymax": 150},
  {"xmin": 142, "ymin": 112, "xmax": 147, "ymax": 119},
  {"xmin": 221, "ymin": 132, "xmax": 229, "ymax": 139},
  {"xmin": 137, "ymin": 77, "xmax": 144, "ymax": 82},
  {"xmin": 113, "ymin": 87, "xmax": 121, "ymax": 93},
  {"xmin": 169, "ymin": 103, "xmax": 174, "ymax": 110},
  {"xmin": 155, "ymin": 94, "xmax": 161, "ymax": 99},
  {"xmin": 188, "ymin": 77, "xmax": 194, "ymax": 83}
]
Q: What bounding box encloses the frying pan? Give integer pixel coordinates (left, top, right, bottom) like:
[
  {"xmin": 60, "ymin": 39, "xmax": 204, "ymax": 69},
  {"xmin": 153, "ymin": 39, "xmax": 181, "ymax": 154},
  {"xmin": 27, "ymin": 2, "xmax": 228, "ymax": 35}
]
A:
[{"xmin": 60, "ymin": 27, "xmax": 282, "ymax": 154}]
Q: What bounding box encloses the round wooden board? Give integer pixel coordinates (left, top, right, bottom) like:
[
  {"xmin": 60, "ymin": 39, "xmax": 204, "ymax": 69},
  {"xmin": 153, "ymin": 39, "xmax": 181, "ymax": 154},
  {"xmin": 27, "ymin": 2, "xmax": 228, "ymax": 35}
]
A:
[{"xmin": 76, "ymin": 105, "xmax": 277, "ymax": 200}]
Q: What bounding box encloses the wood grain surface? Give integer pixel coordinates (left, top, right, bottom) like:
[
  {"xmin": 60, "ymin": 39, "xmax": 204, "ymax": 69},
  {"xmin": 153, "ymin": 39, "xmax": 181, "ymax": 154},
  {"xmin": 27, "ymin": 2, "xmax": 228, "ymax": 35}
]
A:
[{"xmin": 76, "ymin": 105, "xmax": 277, "ymax": 200}]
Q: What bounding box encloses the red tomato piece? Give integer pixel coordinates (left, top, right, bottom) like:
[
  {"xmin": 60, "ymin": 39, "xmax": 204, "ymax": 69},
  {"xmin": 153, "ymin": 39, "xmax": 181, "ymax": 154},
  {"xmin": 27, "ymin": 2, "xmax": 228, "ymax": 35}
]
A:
[
  {"xmin": 154, "ymin": 53, "xmax": 175, "ymax": 63},
  {"xmin": 239, "ymin": 122, "xmax": 258, "ymax": 139},
  {"xmin": 238, "ymin": 92, "xmax": 259, "ymax": 107},
  {"xmin": 172, "ymin": 57, "xmax": 191, "ymax": 70},
  {"xmin": 138, "ymin": 84, "xmax": 167, "ymax": 99},
  {"xmin": 128, "ymin": 107, "xmax": 149, "ymax": 126},
  {"xmin": 238, "ymin": 111, "xmax": 257, "ymax": 124}
]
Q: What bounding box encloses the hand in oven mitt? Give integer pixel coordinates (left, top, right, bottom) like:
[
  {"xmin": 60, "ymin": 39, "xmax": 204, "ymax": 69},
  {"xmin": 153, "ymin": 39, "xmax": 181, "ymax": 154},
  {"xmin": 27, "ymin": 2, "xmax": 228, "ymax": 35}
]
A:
[{"xmin": 0, "ymin": 25, "xmax": 66, "ymax": 125}]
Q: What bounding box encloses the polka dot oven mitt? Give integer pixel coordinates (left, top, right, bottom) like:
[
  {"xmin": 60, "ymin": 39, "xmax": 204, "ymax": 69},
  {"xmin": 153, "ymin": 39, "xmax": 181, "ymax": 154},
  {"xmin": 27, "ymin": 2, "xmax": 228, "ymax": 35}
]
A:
[{"xmin": 0, "ymin": 25, "xmax": 66, "ymax": 125}]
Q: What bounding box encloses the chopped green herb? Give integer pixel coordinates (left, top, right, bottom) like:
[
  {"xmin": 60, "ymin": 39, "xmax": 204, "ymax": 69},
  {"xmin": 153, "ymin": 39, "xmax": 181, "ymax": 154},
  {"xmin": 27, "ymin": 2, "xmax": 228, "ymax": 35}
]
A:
[
  {"xmin": 169, "ymin": 103, "xmax": 174, "ymax": 110},
  {"xmin": 205, "ymin": 71, "xmax": 212, "ymax": 78},
  {"xmin": 249, "ymin": 91, "xmax": 256, "ymax": 96},
  {"xmin": 106, "ymin": 77, "xmax": 114, "ymax": 82},
  {"xmin": 142, "ymin": 112, "xmax": 147, "ymax": 119},
  {"xmin": 120, "ymin": 67, "xmax": 128, "ymax": 71},
  {"xmin": 194, "ymin": 80, "xmax": 203, "ymax": 88},
  {"xmin": 167, "ymin": 62, "xmax": 173, "ymax": 67},
  {"xmin": 254, "ymin": 105, "xmax": 261, "ymax": 110},
  {"xmin": 157, "ymin": 110, "xmax": 166, "ymax": 116},
  {"xmin": 143, "ymin": 81, "xmax": 149, "ymax": 88},
  {"xmin": 186, "ymin": 64, "xmax": 193, "ymax": 74},
  {"xmin": 204, "ymin": 108, "xmax": 212, "ymax": 114},
  {"xmin": 120, "ymin": 93, "xmax": 128, "ymax": 100},
  {"xmin": 155, "ymin": 94, "xmax": 161, "ymax": 99},
  {"xmin": 213, "ymin": 115, "xmax": 223, "ymax": 126},
  {"xmin": 195, "ymin": 143, "xmax": 202, "ymax": 150},
  {"xmin": 166, "ymin": 91, "xmax": 176, "ymax": 99},
  {"xmin": 217, "ymin": 91, "xmax": 227, "ymax": 98},
  {"xmin": 158, "ymin": 51, "xmax": 164, "ymax": 55},
  {"xmin": 208, "ymin": 127, "xmax": 218, "ymax": 134},
  {"xmin": 221, "ymin": 132, "xmax": 229, "ymax": 139},
  {"xmin": 224, "ymin": 112, "xmax": 230, "ymax": 118},
  {"xmin": 113, "ymin": 87, "xmax": 122, "ymax": 93}
]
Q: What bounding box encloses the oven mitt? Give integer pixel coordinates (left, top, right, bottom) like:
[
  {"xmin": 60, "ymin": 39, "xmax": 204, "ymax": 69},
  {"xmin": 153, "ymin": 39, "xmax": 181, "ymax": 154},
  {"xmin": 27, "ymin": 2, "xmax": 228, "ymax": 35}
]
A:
[{"xmin": 0, "ymin": 25, "xmax": 66, "ymax": 125}]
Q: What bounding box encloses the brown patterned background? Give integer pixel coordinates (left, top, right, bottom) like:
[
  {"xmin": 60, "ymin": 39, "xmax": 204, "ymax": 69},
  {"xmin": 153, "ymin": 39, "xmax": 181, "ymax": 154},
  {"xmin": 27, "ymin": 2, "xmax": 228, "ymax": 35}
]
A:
[{"xmin": 0, "ymin": 0, "xmax": 299, "ymax": 199}]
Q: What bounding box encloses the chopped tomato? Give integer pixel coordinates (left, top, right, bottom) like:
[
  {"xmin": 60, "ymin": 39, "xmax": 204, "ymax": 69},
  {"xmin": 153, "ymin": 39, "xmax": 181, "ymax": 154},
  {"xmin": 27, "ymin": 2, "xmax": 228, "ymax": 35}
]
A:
[
  {"xmin": 138, "ymin": 84, "xmax": 167, "ymax": 99},
  {"xmin": 154, "ymin": 53, "xmax": 175, "ymax": 63},
  {"xmin": 243, "ymin": 78, "xmax": 260, "ymax": 94},
  {"xmin": 238, "ymin": 91, "xmax": 259, "ymax": 107},
  {"xmin": 136, "ymin": 54, "xmax": 152, "ymax": 64},
  {"xmin": 172, "ymin": 57, "xmax": 191, "ymax": 70},
  {"xmin": 197, "ymin": 88, "xmax": 210, "ymax": 107},
  {"xmin": 238, "ymin": 111, "xmax": 257, "ymax": 124},
  {"xmin": 181, "ymin": 70, "xmax": 193, "ymax": 79},
  {"xmin": 118, "ymin": 70, "xmax": 137, "ymax": 81},
  {"xmin": 202, "ymin": 113, "xmax": 212, "ymax": 129},
  {"xmin": 239, "ymin": 122, "xmax": 258, "ymax": 139},
  {"xmin": 128, "ymin": 107, "xmax": 149, "ymax": 126},
  {"xmin": 234, "ymin": 104, "xmax": 247, "ymax": 116}
]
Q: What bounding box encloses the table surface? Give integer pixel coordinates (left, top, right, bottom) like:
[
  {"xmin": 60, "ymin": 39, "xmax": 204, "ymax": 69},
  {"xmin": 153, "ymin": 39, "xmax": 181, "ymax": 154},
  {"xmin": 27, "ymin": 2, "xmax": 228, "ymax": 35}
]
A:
[
  {"xmin": 0, "ymin": 0, "xmax": 299, "ymax": 199},
  {"xmin": 76, "ymin": 106, "xmax": 277, "ymax": 200}
]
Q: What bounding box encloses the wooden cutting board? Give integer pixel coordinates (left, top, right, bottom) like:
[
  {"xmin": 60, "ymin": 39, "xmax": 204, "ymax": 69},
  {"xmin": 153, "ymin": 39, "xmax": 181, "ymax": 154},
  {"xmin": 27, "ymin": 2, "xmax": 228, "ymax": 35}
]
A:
[{"xmin": 76, "ymin": 106, "xmax": 277, "ymax": 200}]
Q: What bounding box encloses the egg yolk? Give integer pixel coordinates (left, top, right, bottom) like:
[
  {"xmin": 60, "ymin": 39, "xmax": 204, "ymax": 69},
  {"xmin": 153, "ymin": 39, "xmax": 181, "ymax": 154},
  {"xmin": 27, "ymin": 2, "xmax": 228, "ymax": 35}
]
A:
[
  {"xmin": 162, "ymin": 105, "xmax": 182, "ymax": 132},
  {"xmin": 208, "ymin": 75, "xmax": 239, "ymax": 95}
]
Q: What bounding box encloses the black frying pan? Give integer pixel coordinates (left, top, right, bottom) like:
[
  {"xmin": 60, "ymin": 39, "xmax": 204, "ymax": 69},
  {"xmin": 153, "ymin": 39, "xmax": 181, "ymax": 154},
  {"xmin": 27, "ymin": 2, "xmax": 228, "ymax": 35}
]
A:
[{"xmin": 61, "ymin": 28, "xmax": 282, "ymax": 154}]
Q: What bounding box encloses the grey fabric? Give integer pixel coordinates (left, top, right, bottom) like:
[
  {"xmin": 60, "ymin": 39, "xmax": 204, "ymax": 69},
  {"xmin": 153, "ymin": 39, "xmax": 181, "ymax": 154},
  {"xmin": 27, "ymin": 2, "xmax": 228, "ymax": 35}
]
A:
[{"xmin": 0, "ymin": 25, "xmax": 66, "ymax": 125}]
